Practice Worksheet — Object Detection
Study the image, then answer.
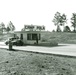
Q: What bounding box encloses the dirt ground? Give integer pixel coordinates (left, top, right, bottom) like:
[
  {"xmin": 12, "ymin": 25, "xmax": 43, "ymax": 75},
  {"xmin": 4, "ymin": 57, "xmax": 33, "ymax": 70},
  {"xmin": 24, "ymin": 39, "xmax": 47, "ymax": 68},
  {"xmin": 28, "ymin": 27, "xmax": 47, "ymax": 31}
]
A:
[{"xmin": 0, "ymin": 48, "xmax": 76, "ymax": 75}]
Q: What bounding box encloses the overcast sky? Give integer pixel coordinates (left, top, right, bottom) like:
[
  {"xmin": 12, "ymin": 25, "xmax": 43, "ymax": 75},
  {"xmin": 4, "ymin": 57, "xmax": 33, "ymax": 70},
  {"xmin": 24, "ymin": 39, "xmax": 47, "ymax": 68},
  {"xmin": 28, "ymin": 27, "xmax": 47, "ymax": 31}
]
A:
[{"xmin": 0, "ymin": 0, "xmax": 76, "ymax": 31}]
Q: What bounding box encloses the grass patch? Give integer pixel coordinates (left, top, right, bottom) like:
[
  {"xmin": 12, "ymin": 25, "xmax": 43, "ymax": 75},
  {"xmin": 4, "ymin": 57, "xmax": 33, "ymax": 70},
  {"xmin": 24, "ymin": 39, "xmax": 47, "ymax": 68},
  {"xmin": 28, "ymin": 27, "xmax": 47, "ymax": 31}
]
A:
[
  {"xmin": 0, "ymin": 48, "xmax": 76, "ymax": 75},
  {"xmin": 41, "ymin": 32, "xmax": 76, "ymax": 44}
]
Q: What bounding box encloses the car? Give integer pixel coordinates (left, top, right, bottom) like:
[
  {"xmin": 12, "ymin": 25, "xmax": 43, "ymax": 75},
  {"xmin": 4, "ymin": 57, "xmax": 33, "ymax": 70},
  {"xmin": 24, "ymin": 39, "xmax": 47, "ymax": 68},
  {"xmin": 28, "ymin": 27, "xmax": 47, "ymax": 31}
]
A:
[
  {"xmin": 5, "ymin": 37, "xmax": 17, "ymax": 45},
  {"xmin": 13, "ymin": 39, "xmax": 24, "ymax": 46},
  {"xmin": 5, "ymin": 37, "xmax": 24, "ymax": 46}
]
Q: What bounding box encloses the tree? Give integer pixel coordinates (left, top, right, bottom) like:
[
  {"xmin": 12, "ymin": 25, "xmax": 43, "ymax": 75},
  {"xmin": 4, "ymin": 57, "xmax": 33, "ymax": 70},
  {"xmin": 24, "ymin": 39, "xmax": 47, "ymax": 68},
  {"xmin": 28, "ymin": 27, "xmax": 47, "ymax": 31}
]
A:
[
  {"xmin": 52, "ymin": 30, "xmax": 55, "ymax": 32},
  {"xmin": 63, "ymin": 26, "xmax": 71, "ymax": 32},
  {"xmin": 6, "ymin": 26, "xmax": 10, "ymax": 32},
  {"xmin": 56, "ymin": 25, "xmax": 62, "ymax": 32},
  {"xmin": 7, "ymin": 21, "xmax": 15, "ymax": 31},
  {"xmin": 0, "ymin": 22, "xmax": 6, "ymax": 33},
  {"xmin": 71, "ymin": 13, "xmax": 76, "ymax": 32},
  {"xmin": 52, "ymin": 12, "xmax": 67, "ymax": 32},
  {"xmin": 61, "ymin": 14, "xmax": 67, "ymax": 31}
]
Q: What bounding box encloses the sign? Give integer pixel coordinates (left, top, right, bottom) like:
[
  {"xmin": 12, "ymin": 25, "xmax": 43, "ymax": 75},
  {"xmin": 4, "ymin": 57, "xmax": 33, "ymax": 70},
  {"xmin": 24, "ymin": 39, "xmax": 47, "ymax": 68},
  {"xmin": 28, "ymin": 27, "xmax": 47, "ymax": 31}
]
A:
[{"xmin": 24, "ymin": 25, "xmax": 45, "ymax": 31}]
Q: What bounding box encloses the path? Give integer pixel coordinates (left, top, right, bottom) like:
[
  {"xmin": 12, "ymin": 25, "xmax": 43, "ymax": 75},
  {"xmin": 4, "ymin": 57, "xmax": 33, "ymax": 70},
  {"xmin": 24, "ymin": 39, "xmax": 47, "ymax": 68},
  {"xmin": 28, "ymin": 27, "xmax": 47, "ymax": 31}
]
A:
[{"xmin": 0, "ymin": 42, "xmax": 76, "ymax": 57}]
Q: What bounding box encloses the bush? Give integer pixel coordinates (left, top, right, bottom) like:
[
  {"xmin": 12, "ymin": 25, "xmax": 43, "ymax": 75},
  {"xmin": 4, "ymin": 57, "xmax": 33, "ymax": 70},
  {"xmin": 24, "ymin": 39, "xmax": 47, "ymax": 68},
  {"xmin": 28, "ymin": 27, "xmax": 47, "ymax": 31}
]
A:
[
  {"xmin": 41, "ymin": 39, "xmax": 47, "ymax": 42},
  {"xmin": 39, "ymin": 40, "xmax": 58, "ymax": 47},
  {"xmin": 48, "ymin": 39, "xmax": 58, "ymax": 46}
]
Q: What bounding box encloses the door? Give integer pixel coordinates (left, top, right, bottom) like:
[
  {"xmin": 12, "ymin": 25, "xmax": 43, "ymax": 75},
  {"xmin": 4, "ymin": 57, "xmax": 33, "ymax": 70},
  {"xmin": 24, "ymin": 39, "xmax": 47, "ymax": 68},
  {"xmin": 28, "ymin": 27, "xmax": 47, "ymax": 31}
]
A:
[
  {"xmin": 20, "ymin": 34, "xmax": 23, "ymax": 40},
  {"xmin": 32, "ymin": 34, "xmax": 37, "ymax": 40}
]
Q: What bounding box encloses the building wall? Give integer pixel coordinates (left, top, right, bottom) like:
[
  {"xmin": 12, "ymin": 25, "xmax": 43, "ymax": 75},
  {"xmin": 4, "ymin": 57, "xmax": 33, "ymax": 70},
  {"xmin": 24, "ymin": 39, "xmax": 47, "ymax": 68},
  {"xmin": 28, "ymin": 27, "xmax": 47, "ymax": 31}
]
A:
[
  {"xmin": 23, "ymin": 33, "xmax": 27, "ymax": 44},
  {"xmin": 15, "ymin": 32, "xmax": 40, "ymax": 44},
  {"xmin": 24, "ymin": 33, "xmax": 41, "ymax": 44},
  {"xmin": 14, "ymin": 31, "xmax": 50, "ymax": 44}
]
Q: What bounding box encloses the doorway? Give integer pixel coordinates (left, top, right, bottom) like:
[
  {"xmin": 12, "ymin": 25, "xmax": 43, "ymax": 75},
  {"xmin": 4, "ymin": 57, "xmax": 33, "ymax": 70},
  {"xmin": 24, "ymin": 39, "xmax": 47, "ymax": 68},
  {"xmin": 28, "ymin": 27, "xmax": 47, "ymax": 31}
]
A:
[{"xmin": 20, "ymin": 34, "xmax": 23, "ymax": 40}]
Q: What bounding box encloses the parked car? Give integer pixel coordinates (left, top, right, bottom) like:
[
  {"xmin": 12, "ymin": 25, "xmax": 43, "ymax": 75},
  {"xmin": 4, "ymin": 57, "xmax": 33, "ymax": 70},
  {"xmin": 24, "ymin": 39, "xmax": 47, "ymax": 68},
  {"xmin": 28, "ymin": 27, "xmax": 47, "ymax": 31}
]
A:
[
  {"xmin": 5, "ymin": 37, "xmax": 24, "ymax": 46},
  {"xmin": 5, "ymin": 37, "xmax": 16, "ymax": 45}
]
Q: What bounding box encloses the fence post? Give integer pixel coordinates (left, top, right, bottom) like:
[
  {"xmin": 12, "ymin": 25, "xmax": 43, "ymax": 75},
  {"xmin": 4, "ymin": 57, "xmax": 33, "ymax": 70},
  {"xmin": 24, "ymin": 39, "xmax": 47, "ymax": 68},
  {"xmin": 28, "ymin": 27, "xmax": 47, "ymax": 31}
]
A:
[{"xmin": 8, "ymin": 40, "xmax": 13, "ymax": 50}]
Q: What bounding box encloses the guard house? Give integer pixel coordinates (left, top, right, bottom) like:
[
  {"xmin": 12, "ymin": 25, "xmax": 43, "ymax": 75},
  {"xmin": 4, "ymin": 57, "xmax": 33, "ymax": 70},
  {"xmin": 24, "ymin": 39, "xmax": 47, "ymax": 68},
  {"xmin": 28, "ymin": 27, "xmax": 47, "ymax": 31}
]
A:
[{"xmin": 13, "ymin": 25, "xmax": 45, "ymax": 44}]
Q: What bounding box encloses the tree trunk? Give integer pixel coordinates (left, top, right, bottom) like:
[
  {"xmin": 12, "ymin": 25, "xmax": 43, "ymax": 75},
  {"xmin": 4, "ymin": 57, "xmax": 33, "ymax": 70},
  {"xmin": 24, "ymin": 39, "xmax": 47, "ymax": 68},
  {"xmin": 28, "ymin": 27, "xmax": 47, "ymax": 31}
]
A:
[
  {"xmin": 74, "ymin": 26, "xmax": 75, "ymax": 32},
  {"xmin": 56, "ymin": 25, "xmax": 61, "ymax": 32}
]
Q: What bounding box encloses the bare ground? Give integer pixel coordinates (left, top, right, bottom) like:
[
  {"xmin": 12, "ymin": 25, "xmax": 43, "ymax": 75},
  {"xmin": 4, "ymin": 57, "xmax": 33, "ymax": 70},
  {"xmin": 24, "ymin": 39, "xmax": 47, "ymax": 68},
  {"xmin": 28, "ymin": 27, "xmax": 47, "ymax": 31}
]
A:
[{"xmin": 0, "ymin": 49, "xmax": 76, "ymax": 75}]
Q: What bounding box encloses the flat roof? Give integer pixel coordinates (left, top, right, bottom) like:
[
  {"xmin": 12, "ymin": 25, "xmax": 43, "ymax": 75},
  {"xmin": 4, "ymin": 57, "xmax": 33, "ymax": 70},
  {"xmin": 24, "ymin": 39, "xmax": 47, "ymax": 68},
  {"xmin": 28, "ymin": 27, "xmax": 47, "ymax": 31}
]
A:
[
  {"xmin": 13, "ymin": 31, "xmax": 50, "ymax": 34},
  {"xmin": 13, "ymin": 30, "xmax": 51, "ymax": 33},
  {"xmin": 14, "ymin": 31, "xmax": 41, "ymax": 33}
]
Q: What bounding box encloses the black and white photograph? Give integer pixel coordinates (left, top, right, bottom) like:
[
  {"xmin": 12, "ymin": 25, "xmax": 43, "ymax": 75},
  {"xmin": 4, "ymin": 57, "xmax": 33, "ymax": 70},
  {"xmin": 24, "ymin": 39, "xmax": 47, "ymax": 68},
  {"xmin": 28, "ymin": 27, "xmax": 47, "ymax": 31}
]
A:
[{"xmin": 0, "ymin": 0, "xmax": 76, "ymax": 75}]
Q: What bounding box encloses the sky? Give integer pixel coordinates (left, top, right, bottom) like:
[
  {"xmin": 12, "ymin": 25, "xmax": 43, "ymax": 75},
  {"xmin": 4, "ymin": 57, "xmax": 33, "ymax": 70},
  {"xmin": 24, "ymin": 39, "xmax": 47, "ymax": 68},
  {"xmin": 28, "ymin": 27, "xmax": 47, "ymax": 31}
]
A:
[{"xmin": 0, "ymin": 0, "xmax": 76, "ymax": 31}]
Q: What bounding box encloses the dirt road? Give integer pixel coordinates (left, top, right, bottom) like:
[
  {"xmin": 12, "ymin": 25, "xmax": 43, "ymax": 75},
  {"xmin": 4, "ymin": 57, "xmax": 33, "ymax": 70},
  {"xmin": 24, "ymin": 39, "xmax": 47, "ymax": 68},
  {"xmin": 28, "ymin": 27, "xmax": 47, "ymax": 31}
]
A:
[{"xmin": 0, "ymin": 42, "xmax": 76, "ymax": 57}]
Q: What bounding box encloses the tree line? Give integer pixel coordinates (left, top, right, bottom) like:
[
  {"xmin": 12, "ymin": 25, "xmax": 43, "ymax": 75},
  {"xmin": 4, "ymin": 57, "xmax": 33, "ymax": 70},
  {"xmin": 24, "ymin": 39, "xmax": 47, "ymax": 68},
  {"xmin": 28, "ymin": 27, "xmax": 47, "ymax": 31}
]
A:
[
  {"xmin": 0, "ymin": 21, "xmax": 15, "ymax": 33},
  {"xmin": 52, "ymin": 12, "xmax": 76, "ymax": 32}
]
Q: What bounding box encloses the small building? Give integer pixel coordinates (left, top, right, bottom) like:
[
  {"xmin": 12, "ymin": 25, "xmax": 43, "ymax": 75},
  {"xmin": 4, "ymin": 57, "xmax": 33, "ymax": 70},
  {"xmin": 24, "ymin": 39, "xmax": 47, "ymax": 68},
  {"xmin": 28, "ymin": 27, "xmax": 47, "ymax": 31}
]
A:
[
  {"xmin": 13, "ymin": 31, "xmax": 41, "ymax": 44},
  {"xmin": 13, "ymin": 30, "xmax": 51, "ymax": 45},
  {"xmin": 13, "ymin": 25, "xmax": 50, "ymax": 45}
]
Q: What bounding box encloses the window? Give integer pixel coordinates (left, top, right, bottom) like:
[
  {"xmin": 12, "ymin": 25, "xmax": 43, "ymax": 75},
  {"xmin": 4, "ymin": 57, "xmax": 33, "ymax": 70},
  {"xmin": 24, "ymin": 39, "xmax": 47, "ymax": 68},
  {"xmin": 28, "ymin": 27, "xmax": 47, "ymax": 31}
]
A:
[
  {"xmin": 27, "ymin": 34, "xmax": 31, "ymax": 40},
  {"xmin": 27, "ymin": 33, "xmax": 41, "ymax": 40},
  {"xmin": 32, "ymin": 34, "xmax": 37, "ymax": 40}
]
